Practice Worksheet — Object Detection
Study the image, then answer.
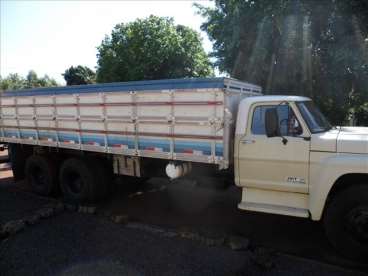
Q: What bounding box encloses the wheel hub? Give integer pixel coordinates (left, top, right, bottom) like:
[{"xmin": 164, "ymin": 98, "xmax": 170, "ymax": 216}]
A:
[
  {"xmin": 66, "ymin": 171, "xmax": 83, "ymax": 195},
  {"xmin": 346, "ymin": 206, "xmax": 368, "ymax": 243},
  {"xmin": 31, "ymin": 166, "xmax": 46, "ymax": 187}
]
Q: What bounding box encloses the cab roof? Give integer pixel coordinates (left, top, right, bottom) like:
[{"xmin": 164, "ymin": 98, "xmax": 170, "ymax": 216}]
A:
[{"xmin": 243, "ymin": 95, "xmax": 311, "ymax": 103}]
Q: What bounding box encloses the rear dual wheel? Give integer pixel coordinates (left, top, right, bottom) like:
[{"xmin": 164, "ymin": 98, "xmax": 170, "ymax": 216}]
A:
[
  {"xmin": 25, "ymin": 155, "xmax": 112, "ymax": 204},
  {"xmin": 59, "ymin": 157, "xmax": 111, "ymax": 204},
  {"xmin": 10, "ymin": 144, "xmax": 33, "ymax": 181},
  {"xmin": 25, "ymin": 155, "xmax": 58, "ymax": 196}
]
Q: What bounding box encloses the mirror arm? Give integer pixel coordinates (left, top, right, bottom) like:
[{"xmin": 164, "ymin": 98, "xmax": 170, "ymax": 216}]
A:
[
  {"xmin": 281, "ymin": 136, "xmax": 288, "ymax": 145},
  {"xmin": 280, "ymin": 136, "xmax": 310, "ymax": 145}
]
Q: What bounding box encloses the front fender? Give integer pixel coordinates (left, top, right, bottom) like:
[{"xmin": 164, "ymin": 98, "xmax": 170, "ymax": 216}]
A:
[{"xmin": 309, "ymin": 152, "xmax": 368, "ymax": 220}]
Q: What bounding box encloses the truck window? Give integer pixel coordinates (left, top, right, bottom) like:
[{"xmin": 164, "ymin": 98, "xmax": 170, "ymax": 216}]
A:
[
  {"xmin": 251, "ymin": 105, "xmax": 302, "ymax": 136},
  {"xmin": 296, "ymin": 101, "xmax": 331, "ymax": 133}
]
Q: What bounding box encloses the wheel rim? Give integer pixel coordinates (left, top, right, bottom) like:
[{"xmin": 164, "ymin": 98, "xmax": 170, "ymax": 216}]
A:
[
  {"xmin": 30, "ymin": 165, "xmax": 47, "ymax": 188},
  {"xmin": 64, "ymin": 170, "xmax": 83, "ymax": 196},
  {"xmin": 345, "ymin": 206, "xmax": 368, "ymax": 243}
]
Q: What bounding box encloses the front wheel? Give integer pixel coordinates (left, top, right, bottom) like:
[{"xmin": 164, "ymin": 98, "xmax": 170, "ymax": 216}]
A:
[{"xmin": 323, "ymin": 184, "xmax": 368, "ymax": 262}]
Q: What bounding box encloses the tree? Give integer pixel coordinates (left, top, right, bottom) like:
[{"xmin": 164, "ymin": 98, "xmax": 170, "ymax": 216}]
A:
[
  {"xmin": 196, "ymin": 0, "xmax": 368, "ymax": 125},
  {"xmin": 63, "ymin": 65, "xmax": 96, "ymax": 85},
  {"xmin": 96, "ymin": 15, "xmax": 213, "ymax": 83},
  {"xmin": 24, "ymin": 70, "xmax": 57, "ymax": 89},
  {"xmin": 0, "ymin": 73, "xmax": 26, "ymax": 90},
  {"xmin": 0, "ymin": 70, "xmax": 58, "ymax": 91}
]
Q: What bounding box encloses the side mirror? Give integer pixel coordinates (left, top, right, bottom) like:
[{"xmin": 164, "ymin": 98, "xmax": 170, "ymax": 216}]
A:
[{"xmin": 265, "ymin": 108, "xmax": 280, "ymax": 137}]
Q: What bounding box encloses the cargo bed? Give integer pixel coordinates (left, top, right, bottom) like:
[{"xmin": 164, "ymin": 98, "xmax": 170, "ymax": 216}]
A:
[{"xmin": 0, "ymin": 78, "xmax": 261, "ymax": 169}]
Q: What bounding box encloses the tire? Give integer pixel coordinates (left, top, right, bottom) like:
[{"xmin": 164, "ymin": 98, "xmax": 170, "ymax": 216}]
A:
[
  {"xmin": 9, "ymin": 144, "xmax": 32, "ymax": 181},
  {"xmin": 25, "ymin": 155, "xmax": 58, "ymax": 196},
  {"xmin": 59, "ymin": 158, "xmax": 109, "ymax": 204},
  {"xmin": 323, "ymin": 184, "xmax": 368, "ymax": 262},
  {"xmin": 96, "ymin": 157, "xmax": 113, "ymax": 197}
]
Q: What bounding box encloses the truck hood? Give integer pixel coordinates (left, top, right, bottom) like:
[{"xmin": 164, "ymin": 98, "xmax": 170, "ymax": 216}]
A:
[
  {"xmin": 311, "ymin": 127, "xmax": 368, "ymax": 154},
  {"xmin": 337, "ymin": 127, "xmax": 368, "ymax": 154}
]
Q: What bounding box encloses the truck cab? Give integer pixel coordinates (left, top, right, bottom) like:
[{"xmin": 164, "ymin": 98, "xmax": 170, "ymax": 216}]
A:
[{"xmin": 234, "ymin": 95, "xmax": 368, "ymax": 260}]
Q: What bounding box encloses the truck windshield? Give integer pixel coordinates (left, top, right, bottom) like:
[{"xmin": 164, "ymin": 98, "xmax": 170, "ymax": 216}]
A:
[{"xmin": 296, "ymin": 101, "xmax": 331, "ymax": 133}]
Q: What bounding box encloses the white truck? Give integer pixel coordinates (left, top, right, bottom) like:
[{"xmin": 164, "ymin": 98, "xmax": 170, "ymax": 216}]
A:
[{"xmin": 0, "ymin": 77, "xmax": 367, "ymax": 260}]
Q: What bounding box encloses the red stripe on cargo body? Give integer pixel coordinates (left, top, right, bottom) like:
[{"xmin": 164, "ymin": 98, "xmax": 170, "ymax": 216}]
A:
[
  {"xmin": 39, "ymin": 137, "xmax": 53, "ymax": 141},
  {"xmin": 86, "ymin": 141, "xmax": 99, "ymax": 145},
  {"xmin": 1, "ymin": 101, "xmax": 223, "ymax": 108}
]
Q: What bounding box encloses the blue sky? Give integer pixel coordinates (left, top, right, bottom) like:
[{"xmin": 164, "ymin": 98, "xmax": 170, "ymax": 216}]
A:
[{"xmin": 0, "ymin": 0, "xmax": 214, "ymax": 84}]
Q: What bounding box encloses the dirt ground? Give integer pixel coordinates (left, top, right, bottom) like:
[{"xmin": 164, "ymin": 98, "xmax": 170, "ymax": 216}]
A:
[{"xmin": 0, "ymin": 152, "xmax": 367, "ymax": 275}]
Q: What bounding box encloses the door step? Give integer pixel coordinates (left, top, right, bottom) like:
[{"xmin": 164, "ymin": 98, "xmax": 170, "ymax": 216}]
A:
[
  {"xmin": 0, "ymin": 162, "xmax": 11, "ymax": 172},
  {"xmin": 238, "ymin": 201, "xmax": 310, "ymax": 218},
  {"xmin": 0, "ymin": 155, "xmax": 9, "ymax": 163}
]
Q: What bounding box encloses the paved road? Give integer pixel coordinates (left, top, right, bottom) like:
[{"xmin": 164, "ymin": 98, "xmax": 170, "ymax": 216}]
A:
[{"xmin": 0, "ymin": 168, "xmax": 367, "ymax": 275}]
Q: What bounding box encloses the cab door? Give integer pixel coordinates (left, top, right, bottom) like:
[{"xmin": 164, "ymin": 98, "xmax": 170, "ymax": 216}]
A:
[{"xmin": 237, "ymin": 103, "xmax": 310, "ymax": 194}]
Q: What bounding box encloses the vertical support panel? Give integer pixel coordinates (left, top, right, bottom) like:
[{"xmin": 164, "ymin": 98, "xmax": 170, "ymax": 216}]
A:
[
  {"xmin": 1, "ymin": 97, "xmax": 18, "ymax": 142},
  {"xmin": 105, "ymin": 90, "xmax": 135, "ymax": 155},
  {"xmin": 169, "ymin": 90, "xmax": 174, "ymax": 159},
  {"xmin": 210, "ymin": 90, "xmax": 216, "ymax": 163},
  {"xmin": 76, "ymin": 94, "xmax": 82, "ymax": 149},
  {"xmin": 0, "ymin": 96, "xmax": 3, "ymax": 141},
  {"xmin": 53, "ymin": 95, "xmax": 60, "ymax": 145},
  {"xmin": 102, "ymin": 93, "xmax": 108, "ymax": 152},
  {"xmin": 15, "ymin": 98, "xmax": 20, "ymax": 140},
  {"xmin": 131, "ymin": 91, "xmax": 139, "ymax": 155},
  {"xmin": 222, "ymin": 88, "xmax": 231, "ymax": 169},
  {"xmin": 32, "ymin": 96, "xmax": 39, "ymax": 143}
]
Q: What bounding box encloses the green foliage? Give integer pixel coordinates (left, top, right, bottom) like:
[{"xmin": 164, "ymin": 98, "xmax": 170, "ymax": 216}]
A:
[
  {"xmin": 63, "ymin": 65, "xmax": 96, "ymax": 85},
  {"xmin": 0, "ymin": 74, "xmax": 26, "ymax": 91},
  {"xmin": 196, "ymin": 0, "xmax": 368, "ymax": 125},
  {"xmin": 0, "ymin": 70, "xmax": 58, "ymax": 91},
  {"xmin": 96, "ymin": 15, "xmax": 213, "ymax": 83}
]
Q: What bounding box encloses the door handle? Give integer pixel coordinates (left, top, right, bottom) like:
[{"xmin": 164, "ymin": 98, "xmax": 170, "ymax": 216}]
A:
[{"xmin": 241, "ymin": 139, "xmax": 255, "ymax": 144}]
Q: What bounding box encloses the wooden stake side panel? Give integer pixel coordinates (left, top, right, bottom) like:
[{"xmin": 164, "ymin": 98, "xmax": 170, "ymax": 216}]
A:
[
  {"xmin": 0, "ymin": 88, "xmax": 229, "ymax": 167},
  {"xmin": 1, "ymin": 77, "xmax": 262, "ymax": 169}
]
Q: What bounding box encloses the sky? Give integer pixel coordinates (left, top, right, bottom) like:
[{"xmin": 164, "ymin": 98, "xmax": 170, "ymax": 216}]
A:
[{"xmin": 0, "ymin": 0, "xmax": 215, "ymax": 84}]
